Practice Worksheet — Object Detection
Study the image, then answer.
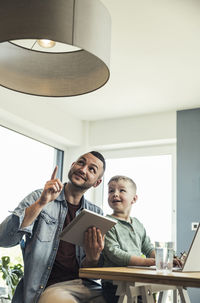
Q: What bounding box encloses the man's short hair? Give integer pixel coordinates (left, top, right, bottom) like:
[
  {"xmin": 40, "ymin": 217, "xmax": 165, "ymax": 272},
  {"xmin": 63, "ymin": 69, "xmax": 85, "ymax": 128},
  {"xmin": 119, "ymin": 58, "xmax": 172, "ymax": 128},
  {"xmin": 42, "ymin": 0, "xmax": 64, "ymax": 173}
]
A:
[
  {"xmin": 90, "ymin": 151, "xmax": 106, "ymax": 172},
  {"xmin": 108, "ymin": 175, "xmax": 137, "ymax": 193}
]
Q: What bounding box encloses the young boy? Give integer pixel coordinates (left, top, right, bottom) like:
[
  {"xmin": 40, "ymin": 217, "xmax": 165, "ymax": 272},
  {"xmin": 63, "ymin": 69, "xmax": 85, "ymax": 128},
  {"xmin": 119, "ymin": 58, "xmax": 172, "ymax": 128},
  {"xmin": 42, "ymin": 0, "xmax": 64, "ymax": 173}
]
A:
[{"xmin": 102, "ymin": 175, "xmax": 155, "ymax": 303}]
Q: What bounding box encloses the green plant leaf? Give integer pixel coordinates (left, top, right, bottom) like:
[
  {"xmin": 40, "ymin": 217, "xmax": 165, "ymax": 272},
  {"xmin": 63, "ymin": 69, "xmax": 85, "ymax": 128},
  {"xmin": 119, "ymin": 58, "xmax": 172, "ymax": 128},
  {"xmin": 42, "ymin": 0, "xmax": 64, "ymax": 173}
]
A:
[{"xmin": 0, "ymin": 256, "xmax": 23, "ymax": 299}]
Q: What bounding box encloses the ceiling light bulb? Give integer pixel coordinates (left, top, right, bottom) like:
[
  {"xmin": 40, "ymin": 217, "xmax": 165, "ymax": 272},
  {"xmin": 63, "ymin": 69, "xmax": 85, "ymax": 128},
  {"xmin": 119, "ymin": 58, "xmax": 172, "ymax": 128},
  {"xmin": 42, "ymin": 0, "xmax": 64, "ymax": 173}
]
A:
[{"xmin": 37, "ymin": 39, "xmax": 56, "ymax": 48}]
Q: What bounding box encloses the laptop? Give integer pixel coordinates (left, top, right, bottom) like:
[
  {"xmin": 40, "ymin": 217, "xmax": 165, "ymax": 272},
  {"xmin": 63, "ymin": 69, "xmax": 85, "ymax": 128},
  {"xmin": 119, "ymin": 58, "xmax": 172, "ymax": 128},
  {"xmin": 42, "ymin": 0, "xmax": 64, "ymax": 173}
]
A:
[
  {"xmin": 128, "ymin": 223, "xmax": 200, "ymax": 272},
  {"xmin": 174, "ymin": 222, "xmax": 200, "ymax": 272}
]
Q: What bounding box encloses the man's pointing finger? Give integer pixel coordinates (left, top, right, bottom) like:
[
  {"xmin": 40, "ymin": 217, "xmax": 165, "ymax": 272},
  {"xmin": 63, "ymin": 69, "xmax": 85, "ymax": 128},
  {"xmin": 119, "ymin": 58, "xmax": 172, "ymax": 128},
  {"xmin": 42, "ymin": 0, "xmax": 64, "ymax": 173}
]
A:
[{"xmin": 51, "ymin": 166, "xmax": 58, "ymax": 180}]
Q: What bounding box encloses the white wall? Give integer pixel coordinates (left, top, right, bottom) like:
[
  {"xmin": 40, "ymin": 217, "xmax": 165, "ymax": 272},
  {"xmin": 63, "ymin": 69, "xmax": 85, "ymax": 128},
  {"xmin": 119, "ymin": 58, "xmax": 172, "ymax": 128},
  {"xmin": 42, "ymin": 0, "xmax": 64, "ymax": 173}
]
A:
[
  {"xmin": 62, "ymin": 110, "xmax": 176, "ymax": 181},
  {"xmin": 0, "ymin": 101, "xmax": 176, "ymax": 175},
  {"xmin": 0, "ymin": 95, "xmax": 82, "ymax": 150},
  {"xmin": 88, "ymin": 111, "xmax": 176, "ymax": 150},
  {"xmin": 0, "ymin": 83, "xmax": 177, "ymax": 151},
  {"xmin": 0, "ymin": 95, "xmax": 177, "ymax": 174}
]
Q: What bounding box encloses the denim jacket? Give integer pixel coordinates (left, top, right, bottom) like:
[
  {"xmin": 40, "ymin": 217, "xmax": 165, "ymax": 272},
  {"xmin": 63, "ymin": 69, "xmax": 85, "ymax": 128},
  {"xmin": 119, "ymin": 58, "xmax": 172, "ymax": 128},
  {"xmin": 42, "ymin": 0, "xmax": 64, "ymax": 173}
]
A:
[{"xmin": 0, "ymin": 184, "xmax": 103, "ymax": 303}]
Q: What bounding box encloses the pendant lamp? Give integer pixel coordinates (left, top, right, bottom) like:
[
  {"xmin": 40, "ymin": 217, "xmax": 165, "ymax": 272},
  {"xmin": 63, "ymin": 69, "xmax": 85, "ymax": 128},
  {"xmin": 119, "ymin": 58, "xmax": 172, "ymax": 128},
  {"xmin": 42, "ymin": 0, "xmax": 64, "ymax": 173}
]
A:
[{"xmin": 0, "ymin": 0, "xmax": 111, "ymax": 97}]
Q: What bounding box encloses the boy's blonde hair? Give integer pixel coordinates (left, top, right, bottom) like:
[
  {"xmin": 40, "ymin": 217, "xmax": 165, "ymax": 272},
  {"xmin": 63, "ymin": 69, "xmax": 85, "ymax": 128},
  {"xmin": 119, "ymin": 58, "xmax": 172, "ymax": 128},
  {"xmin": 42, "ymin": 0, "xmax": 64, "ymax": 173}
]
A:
[{"xmin": 108, "ymin": 175, "xmax": 137, "ymax": 194}]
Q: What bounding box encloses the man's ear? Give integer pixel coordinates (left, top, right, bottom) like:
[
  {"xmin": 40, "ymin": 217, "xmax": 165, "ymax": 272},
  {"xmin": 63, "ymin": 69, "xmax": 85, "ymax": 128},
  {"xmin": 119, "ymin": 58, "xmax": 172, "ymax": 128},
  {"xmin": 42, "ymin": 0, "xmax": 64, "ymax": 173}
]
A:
[
  {"xmin": 93, "ymin": 179, "xmax": 102, "ymax": 188},
  {"xmin": 70, "ymin": 162, "xmax": 75, "ymax": 168}
]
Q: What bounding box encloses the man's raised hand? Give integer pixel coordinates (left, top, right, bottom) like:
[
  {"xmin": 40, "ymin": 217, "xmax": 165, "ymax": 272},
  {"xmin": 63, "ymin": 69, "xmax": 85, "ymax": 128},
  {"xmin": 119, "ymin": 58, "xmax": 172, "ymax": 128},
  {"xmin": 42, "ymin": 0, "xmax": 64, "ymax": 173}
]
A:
[{"xmin": 39, "ymin": 166, "xmax": 63, "ymax": 206}]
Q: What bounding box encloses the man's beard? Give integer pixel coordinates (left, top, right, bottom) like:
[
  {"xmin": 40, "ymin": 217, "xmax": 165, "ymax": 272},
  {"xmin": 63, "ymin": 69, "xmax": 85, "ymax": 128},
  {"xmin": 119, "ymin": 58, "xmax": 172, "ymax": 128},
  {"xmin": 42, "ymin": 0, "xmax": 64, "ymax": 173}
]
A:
[{"xmin": 68, "ymin": 170, "xmax": 92, "ymax": 190}]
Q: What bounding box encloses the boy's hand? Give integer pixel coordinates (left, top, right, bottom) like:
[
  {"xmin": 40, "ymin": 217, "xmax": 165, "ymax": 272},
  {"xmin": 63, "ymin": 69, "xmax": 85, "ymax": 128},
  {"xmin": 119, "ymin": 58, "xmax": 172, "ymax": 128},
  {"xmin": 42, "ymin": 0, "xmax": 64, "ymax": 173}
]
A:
[
  {"xmin": 39, "ymin": 166, "xmax": 63, "ymax": 206},
  {"xmin": 144, "ymin": 258, "xmax": 155, "ymax": 267},
  {"xmin": 173, "ymin": 257, "xmax": 183, "ymax": 268},
  {"xmin": 129, "ymin": 255, "xmax": 155, "ymax": 267},
  {"xmin": 83, "ymin": 227, "xmax": 105, "ymax": 266}
]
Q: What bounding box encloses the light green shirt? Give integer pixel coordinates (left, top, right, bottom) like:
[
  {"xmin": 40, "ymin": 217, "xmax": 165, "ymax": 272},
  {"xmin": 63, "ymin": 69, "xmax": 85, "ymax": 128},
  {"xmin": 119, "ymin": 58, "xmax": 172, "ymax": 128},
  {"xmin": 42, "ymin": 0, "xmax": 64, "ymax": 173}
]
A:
[{"xmin": 102, "ymin": 215, "xmax": 154, "ymax": 267}]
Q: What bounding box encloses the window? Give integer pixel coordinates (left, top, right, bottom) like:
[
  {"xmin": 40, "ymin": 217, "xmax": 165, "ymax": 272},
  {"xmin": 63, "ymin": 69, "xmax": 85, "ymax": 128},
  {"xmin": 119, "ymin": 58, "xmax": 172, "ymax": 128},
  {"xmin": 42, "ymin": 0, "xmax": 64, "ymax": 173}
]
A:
[
  {"xmin": 100, "ymin": 144, "xmax": 176, "ymax": 245},
  {"xmin": 103, "ymin": 155, "xmax": 173, "ymax": 243},
  {"xmin": 0, "ymin": 126, "xmax": 63, "ymax": 265}
]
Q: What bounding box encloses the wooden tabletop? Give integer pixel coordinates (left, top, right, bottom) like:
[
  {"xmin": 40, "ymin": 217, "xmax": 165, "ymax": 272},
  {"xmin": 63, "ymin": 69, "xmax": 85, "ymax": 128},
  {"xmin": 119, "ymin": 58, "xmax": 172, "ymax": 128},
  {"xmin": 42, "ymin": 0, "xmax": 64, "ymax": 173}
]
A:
[{"xmin": 79, "ymin": 267, "xmax": 200, "ymax": 288}]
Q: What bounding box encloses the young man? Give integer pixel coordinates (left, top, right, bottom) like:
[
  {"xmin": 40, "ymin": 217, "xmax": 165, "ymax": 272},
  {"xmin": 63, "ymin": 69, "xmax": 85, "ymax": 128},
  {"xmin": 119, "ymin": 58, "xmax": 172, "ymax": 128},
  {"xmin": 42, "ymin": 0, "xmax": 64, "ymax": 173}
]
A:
[{"xmin": 0, "ymin": 151, "xmax": 106, "ymax": 303}]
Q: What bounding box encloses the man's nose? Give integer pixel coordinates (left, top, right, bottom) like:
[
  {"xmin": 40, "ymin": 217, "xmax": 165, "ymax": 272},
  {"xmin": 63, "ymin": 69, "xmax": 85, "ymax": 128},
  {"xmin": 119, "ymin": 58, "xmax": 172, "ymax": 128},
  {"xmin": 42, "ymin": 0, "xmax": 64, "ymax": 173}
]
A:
[{"xmin": 79, "ymin": 165, "xmax": 87, "ymax": 174}]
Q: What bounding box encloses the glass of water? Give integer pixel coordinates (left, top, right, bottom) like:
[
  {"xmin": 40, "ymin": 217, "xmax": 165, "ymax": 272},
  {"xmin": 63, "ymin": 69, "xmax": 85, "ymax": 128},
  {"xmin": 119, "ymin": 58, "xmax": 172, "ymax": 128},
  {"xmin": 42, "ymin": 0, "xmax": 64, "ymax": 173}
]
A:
[{"xmin": 155, "ymin": 241, "xmax": 174, "ymax": 274}]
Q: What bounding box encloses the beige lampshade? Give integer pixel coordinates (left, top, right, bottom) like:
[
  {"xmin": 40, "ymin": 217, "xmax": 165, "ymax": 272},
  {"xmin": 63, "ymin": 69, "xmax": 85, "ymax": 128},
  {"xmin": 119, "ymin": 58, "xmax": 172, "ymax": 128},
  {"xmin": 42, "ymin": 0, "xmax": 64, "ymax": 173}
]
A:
[{"xmin": 0, "ymin": 0, "xmax": 111, "ymax": 97}]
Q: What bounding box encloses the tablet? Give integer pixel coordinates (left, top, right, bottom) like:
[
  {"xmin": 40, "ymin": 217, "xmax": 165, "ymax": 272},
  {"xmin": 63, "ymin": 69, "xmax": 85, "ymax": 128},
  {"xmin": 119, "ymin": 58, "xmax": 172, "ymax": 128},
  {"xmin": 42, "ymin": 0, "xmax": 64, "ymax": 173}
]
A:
[{"xmin": 59, "ymin": 209, "xmax": 117, "ymax": 246}]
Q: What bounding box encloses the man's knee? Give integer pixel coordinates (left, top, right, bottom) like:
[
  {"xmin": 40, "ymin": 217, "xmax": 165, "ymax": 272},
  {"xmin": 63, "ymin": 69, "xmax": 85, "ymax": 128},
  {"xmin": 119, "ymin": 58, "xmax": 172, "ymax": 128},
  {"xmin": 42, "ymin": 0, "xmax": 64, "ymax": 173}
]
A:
[{"xmin": 38, "ymin": 287, "xmax": 78, "ymax": 303}]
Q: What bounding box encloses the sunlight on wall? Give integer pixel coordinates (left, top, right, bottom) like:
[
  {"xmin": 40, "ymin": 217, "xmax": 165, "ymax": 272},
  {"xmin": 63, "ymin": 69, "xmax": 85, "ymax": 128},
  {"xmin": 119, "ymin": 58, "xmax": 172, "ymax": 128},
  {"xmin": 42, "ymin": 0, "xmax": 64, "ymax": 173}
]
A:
[{"xmin": 103, "ymin": 155, "xmax": 172, "ymax": 243}]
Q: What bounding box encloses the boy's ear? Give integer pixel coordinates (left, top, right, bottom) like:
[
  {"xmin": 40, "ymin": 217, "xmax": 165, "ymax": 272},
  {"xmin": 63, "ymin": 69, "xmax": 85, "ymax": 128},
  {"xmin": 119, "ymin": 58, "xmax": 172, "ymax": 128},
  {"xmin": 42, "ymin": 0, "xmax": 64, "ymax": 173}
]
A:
[
  {"xmin": 131, "ymin": 194, "xmax": 138, "ymax": 204},
  {"xmin": 93, "ymin": 178, "xmax": 102, "ymax": 188}
]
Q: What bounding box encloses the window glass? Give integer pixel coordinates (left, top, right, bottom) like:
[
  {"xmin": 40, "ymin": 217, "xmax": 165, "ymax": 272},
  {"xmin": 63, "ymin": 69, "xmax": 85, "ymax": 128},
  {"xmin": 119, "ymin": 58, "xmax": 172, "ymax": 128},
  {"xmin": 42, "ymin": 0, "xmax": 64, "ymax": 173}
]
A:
[
  {"xmin": 103, "ymin": 155, "xmax": 172, "ymax": 243},
  {"xmin": 0, "ymin": 126, "xmax": 59, "ymax": 271}
]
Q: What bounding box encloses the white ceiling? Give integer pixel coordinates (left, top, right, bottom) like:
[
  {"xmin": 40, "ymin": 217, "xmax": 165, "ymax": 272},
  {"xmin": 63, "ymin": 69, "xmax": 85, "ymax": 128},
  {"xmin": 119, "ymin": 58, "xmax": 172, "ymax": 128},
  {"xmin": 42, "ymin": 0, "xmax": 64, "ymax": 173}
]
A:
[{"xmin": 1, "ymin": 0, "xmax": 200, "ymax": 121}]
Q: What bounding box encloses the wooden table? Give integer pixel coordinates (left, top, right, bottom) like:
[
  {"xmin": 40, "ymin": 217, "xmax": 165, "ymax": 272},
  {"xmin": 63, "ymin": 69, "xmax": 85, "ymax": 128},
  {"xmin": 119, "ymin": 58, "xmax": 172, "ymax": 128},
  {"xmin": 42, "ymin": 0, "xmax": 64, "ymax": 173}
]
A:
[{"xmin": 79, "ymin": 267, "xmax": 200, "ymax": 303}]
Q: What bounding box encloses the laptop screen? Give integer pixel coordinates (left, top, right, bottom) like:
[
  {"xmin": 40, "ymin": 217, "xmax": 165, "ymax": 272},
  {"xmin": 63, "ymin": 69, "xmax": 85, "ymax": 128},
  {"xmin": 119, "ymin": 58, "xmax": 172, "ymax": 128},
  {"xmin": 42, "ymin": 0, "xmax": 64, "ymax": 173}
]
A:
[{"xmin": 182, "ymin": 223, "xmax": 200, "ymax": 272}]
